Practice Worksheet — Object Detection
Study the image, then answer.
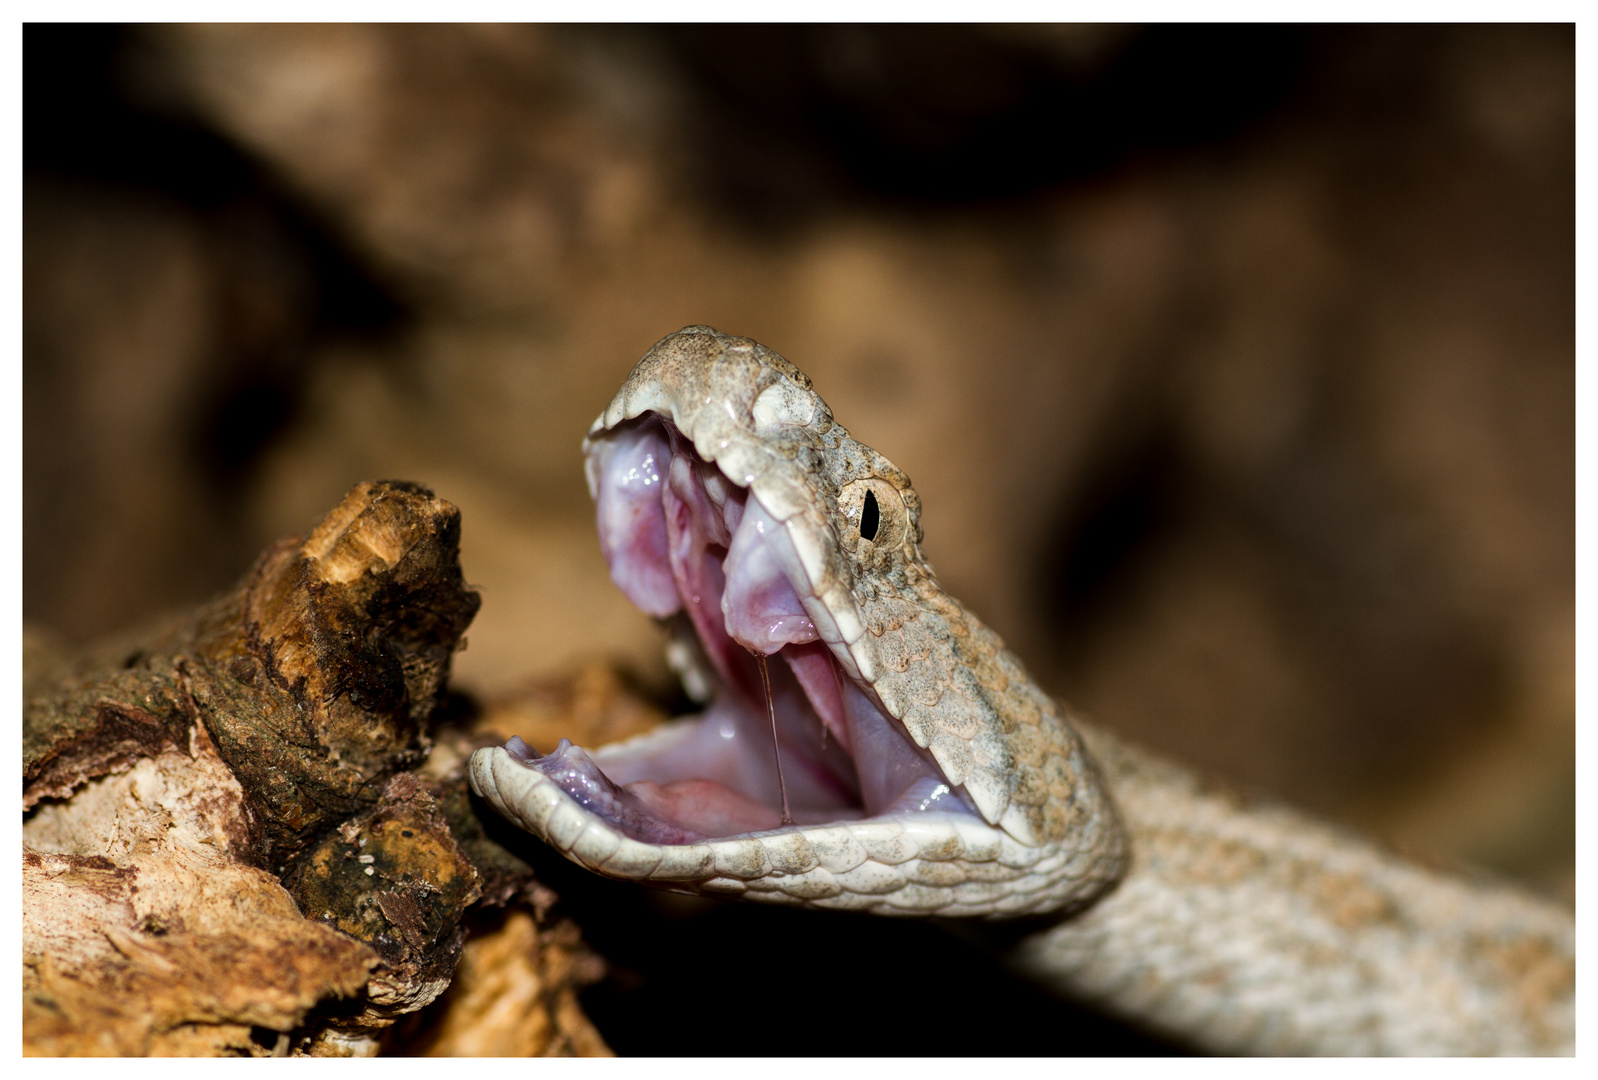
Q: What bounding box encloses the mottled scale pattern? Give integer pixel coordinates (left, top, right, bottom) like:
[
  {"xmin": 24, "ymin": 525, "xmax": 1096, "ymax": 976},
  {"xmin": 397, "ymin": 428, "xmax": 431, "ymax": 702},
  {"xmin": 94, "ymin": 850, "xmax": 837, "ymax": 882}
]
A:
[{"xmin": 1013, "ymin": 723, "xmax": 1575, "ymax": 1054}]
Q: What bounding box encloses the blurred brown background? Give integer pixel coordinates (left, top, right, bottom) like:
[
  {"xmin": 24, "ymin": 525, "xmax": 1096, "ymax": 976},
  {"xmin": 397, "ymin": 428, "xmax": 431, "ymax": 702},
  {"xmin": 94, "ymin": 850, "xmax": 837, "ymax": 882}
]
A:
[{"xmin": 25, "ymin": 24, "xmax": 1572, "ymax": 911}]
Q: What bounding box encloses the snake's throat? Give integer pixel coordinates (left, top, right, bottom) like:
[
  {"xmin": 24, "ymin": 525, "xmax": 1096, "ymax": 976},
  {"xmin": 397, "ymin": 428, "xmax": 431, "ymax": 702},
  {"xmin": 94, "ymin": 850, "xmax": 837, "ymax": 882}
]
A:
[{"xmin": 504, "ymin": 416, "xmax": 975, "ymax": 845}]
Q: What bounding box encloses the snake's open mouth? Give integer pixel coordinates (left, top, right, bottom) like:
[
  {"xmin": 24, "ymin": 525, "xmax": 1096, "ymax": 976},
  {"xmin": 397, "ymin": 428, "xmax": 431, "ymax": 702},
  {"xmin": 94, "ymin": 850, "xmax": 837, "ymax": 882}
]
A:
[
  {"xmin": 469, "ymin": 328, "xmax": 1122, "ymax": 916},
  {"xmin": 498, "ymin": 416, "xmax": 976, "ymax": 845}
]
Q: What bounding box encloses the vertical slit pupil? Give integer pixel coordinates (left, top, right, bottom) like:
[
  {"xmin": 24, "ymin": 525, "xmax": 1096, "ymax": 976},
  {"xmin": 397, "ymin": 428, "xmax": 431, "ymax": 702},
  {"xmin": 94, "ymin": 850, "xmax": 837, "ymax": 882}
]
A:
[{"xmin": 861, "ymin": 490, "xmax": 880, "ymax": 541}]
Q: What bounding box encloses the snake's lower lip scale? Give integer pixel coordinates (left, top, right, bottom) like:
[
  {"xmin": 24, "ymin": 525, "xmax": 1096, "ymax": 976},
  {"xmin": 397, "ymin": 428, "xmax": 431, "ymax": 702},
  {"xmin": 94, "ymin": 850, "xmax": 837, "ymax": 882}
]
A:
[{"xmin": 494, "ymin": 414, "xmax": 977, "ymax": 845}]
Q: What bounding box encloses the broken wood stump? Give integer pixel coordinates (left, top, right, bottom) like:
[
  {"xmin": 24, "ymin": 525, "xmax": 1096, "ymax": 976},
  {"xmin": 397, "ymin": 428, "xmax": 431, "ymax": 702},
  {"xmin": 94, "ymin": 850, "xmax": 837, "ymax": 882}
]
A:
[{"xmin": 23, "ymin": 479, "xmax": 610, "ymax": 1056}]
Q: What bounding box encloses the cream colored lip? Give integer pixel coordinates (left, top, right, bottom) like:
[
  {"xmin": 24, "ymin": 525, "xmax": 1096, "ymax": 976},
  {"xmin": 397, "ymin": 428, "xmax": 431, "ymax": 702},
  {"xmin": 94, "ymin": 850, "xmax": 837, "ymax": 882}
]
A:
[{"xmin": 467, "ymin": 738, "xmax": 1076, "ymax": 918}]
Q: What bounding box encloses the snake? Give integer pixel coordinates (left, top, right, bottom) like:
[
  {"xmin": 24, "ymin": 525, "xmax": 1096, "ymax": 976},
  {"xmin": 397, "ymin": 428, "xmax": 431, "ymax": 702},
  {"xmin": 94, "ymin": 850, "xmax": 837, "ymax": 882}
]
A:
[{"xmin": 469, "ymin": 326, "xmax": 1574, "ymax": 1055}]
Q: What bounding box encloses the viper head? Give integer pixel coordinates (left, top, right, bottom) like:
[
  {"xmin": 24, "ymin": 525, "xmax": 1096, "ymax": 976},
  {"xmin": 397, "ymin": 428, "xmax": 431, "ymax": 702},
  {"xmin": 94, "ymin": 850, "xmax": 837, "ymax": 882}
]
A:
[{"xmin": 469, "ymin": 326, "xmax": 1124, "ymax": 916}]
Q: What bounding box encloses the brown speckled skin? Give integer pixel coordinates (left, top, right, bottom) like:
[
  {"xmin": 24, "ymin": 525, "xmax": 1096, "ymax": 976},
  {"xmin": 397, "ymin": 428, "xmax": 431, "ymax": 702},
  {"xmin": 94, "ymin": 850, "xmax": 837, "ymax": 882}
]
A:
[
  {"xmin": 540, "ymin": 326, "xmax": 1574, "ymax": 1053},
  {"xmin": 1022, "ymin": 723, "xmax": 1573, "ymax": 1054}
]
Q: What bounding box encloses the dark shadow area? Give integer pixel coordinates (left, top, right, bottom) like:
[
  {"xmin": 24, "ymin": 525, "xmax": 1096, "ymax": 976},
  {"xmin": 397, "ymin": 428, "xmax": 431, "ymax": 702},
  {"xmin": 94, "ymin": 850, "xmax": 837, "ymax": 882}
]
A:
[
  {"xmin": 26, "ymin": 23, "xmax": 409, "ymax": 490},
  {"xmin": 1042, "ymin": 425, "xmax": 1188, "ymax": 662},
  {"xmin": 648, "ymin": 24, "xmax": 1312, "ymax": 228}
]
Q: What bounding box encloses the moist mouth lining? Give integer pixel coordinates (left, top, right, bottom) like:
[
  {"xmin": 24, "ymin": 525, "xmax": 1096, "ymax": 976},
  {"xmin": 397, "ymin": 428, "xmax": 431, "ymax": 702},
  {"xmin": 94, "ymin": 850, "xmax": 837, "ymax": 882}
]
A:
[{"xmin": 508, "ymin": 415, "xmax": 976, "ymax": 844}]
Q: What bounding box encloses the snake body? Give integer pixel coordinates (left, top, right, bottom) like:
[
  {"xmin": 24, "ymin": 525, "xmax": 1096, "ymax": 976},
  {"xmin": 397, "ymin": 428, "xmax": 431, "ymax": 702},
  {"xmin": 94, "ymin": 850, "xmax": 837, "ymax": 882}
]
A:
[{"xmin": 469, "ymin": 326, "xmax": 1573, "ymax": 1054}]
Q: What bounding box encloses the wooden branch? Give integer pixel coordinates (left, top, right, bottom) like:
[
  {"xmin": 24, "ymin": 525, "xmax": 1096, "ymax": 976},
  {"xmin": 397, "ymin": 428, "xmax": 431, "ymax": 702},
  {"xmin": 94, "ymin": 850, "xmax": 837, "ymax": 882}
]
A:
[{"xmin": 23, "ymin": 480, "xmax": 608, "ymax": 1056}]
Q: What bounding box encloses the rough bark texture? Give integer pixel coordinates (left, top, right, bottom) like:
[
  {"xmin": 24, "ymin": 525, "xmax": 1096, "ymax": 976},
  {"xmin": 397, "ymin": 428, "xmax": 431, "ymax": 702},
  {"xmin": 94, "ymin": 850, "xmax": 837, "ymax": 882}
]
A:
[{"xmin": 22, "ymin": 480, "xmax": 610, "ymax": 1056}]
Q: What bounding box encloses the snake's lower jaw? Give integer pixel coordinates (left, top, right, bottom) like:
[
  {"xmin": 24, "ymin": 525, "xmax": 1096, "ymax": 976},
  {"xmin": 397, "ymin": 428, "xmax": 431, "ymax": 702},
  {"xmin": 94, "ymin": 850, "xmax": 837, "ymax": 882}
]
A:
[{"xmin": 468, "ymin": 738, "xmax": 1099, "ymax": 916}]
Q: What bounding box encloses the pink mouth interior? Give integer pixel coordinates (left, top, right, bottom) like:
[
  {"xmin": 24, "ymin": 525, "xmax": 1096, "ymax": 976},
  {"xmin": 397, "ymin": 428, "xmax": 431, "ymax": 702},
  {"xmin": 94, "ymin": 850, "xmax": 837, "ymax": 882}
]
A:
[{"xmin": 504, "ymin": 416, "xmax": 976, "ymax": 844}]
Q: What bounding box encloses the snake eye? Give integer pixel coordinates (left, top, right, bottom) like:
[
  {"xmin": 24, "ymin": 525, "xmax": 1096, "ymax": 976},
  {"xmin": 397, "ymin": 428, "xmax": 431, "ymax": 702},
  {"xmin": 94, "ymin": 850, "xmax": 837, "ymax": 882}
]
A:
[
  {"xmin": 860, "ymin": 491, "xmax": 879, "ymax": 541},
  {"xmin": 840, "ymin": 477, "xmax": 906, "ymax": 558}
]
